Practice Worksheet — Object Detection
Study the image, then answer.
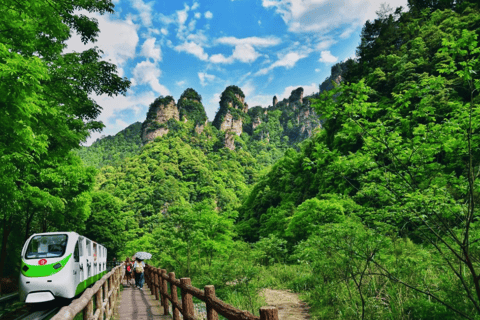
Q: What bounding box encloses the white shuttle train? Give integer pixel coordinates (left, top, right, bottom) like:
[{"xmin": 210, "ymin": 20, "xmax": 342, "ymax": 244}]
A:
[{"xmin": 19, "ymin": 232, "xmax": 107, "ymax": 303}]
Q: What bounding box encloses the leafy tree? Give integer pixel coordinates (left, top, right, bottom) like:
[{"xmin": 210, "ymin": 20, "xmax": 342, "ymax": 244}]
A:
[
  {"xmin": 0, "ymin": 0, "xmax": 130, "ymax": 276},
  {"xmin": 84, "ymin": 191, "xmax": 126, "ymax": 257}
]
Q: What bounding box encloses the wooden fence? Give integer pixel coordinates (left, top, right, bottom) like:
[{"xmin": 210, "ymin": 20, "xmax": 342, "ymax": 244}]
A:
[
  {"xmin": 144, "ymin": 265, "xmax": 279, "ymax": 320},
  {"xmin": 51, "ymin": 263, "xmax": 124, "ymax": 320}
]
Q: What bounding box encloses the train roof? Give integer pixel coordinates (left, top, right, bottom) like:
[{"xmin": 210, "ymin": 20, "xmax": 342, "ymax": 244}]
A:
[{"xmin": 27, "ymin": 232, "xmax": 106, "ymax": 247}]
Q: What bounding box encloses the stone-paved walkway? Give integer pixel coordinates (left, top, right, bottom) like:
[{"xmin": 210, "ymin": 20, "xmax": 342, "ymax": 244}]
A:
[{"xmin": 117, "ymin": 280, "xmax": 172, "ymax": 320}]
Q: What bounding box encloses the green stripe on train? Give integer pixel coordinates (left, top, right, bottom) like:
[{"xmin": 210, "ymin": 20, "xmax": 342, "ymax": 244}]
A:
[
  {"xmin": 75, "ymin": 270, "xmax": 108, "ymax": 296},
  {"xmin": 21, "ymin": 254, "xmax": 72, "ymax": 277}
]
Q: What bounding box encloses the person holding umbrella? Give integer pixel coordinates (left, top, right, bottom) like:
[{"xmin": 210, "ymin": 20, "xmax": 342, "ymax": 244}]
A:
[{"xmin": 133, "ymin": 252, "xmax": 151, "ymax": 290}]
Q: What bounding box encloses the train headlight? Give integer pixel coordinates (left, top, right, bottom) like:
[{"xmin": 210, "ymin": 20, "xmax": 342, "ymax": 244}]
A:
[{"xmin": 53, "ymin": 263, "xmax": 62, "ymax": 270}]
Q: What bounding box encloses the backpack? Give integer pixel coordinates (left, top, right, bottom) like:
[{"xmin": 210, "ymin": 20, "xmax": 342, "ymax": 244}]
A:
[
  {"xmin": 135, "ymin": 263, "xmax": 144, "ymax": 273},
  {"xmin": 126, "ymin": 264, "xmax": 132, "ymax": 273}
]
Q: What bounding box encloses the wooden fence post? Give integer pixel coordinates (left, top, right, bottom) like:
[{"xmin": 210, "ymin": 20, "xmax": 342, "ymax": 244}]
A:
[
  {"xmin": 115, "ymin": 268, "xmax": 121, "ymax": 313},
  {"xmin": 180, "ymin": 278, "xmax": 194, "ymax": 318},
  {"xmin": 260, "ymin": 306, "xmax": 278, "ymax": 320},
  {"xmin": 149, "ymin": 268, "xmax": 154, "ymax": 295},
  {"xmin": 96, "ymin": 286, "xmax": 103, "ymax": 320},
  {"xmin": 205, "ymin": 285, "xmax": 218, "ymax": 320},
  {"xmin": 154, "ymin": 269, "xmax": 160, "ymax": 301},
  {"xmin": 144, "ymin": 267, "xmax": 147, "ymax": 287},
  {"xmin": 103, "ymin": 282, "xmax": 108, "ymax": 320},
  {"xmin": 107, "ymin": 275, "xmax": 111, "ymax": 317},
  {"xmin": 161, "ymin": 269, "xmax": 169, "ymax": 315},
  {"xmin": 83, "ymin": 297, "xmax": 93, "ymax": 320},
  {"xmin": 104, "ymin": 281, "xmax": 109, "ymax": 318},
  {"xmin": 169, "ymin": 272, "xmax": 180, "ymax": 320}
]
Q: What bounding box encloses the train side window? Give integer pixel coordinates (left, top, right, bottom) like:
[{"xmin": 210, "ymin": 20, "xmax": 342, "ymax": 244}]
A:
[
  {"xmin": 74, "ymin": 241, "xmax": 80, "ymax": 262},
  {"xmin": 86, "ymin": 240, "xmax": 91, "ymax": 256}
]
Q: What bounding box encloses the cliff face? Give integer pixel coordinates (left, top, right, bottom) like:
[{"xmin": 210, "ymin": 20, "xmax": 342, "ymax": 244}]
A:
[
  {"xmin": 142, "ymin": 89, "xmax": 210, "ymax": 144},
  {"xmin": 212, "ymin": 86, "xmax": 248, "ymax": 150},
  {"xmin": 141, "ymin": 96, "xmax": 179, "ymax": 144},
  {"xmin": 178, "ymin": 88, "xmax": 208, "ymax": 135},
  {"xmin": 141, "ymin": 85, "xmax": 322, "ymax": 149},
  {"xmin": 247, "ymin": 87, "xmax": 321, "ymax": 144}
]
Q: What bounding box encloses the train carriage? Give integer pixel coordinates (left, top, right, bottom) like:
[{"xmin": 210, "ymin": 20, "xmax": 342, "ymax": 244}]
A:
[{"xmin": 19, "ymin": 232, "xmax": 107, "ymax": 303}]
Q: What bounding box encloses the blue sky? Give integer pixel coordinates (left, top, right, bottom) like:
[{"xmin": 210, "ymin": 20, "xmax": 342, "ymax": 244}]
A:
[{"xmin": 66, "ymin": 0, "xmax": 408, "ymax": 145}]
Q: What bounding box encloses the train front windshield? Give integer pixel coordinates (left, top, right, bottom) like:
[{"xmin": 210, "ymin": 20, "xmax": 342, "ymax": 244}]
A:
[{"xmin": 25, "ymin": 234, "xmax": 68, "ymax": 259}]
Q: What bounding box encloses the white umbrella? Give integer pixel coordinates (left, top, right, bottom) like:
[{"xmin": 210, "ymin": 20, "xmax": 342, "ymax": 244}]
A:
[{"xmin": 135, "ymin": 252, "xmax": 152, "ymax": 260}]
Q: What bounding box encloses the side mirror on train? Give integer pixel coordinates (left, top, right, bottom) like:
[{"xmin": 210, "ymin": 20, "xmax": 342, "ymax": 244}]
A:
[{"xmin": 79, "ymin": 263, "xmax": 83, "ymax": 270}]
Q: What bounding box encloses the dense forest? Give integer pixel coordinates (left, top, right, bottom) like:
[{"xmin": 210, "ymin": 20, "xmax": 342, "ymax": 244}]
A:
[{"xmin": 2, "ymin": 0, "xmax": 480, "ymax": 319}]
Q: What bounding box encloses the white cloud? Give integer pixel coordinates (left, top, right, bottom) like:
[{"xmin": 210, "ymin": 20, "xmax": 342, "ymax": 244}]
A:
[
  {"xmin": 194, "ymin": 12, "xmax": 201, "ymax": 19},
  {"xmin": 205, "ymin": 11, "xmax": 213, "ymax": 19},
  {"xmin": 140, "ymin": 38, "xmax": 161, "ymax": 62},
  {"xmin": 240, "ymin": 81, "xmax": 272, "ymax": 108},
  {"xmin": 316, "ymin": 39, "xmax": 336, "ymax": 51},
  {"xmin": 261, "ymin": 0, "xmax": 408, "ymax": 33},
  {"xmin": 210, "ymin": 54, "xmax": 231, "ymax": 64},
  {"xmin": 84, "ymin": 90, "xmax": 156, "ymax": 145},
  {"xmin": 130, "ymin": 0, "xmax": 154, "ymax": 27},
  {"xmin": 241, "ymin": 81, "xmax": 256, "ymax": 98},
  {"xmin": 248, "ymin": 94, "xmax": 272, "ymax": 107},
  {"xmin": 216, "ymin": 36, "xmax": 281, "ymax": 47},
  {"xmin": 278, "ymin": 83, "xmax": 318, "ymax": 101},
  {"xmin": 191, "ymin": 2, "xmax": 200, "ymax": 10},
  {"xmin": 175, "ymin": 42, "xmax": 209, "ymax": 61},
  {"xmin": 339, "ymin": 27, "xmax": 356, "ymax": 39},
  {"xmin": 210, "ymin": 93, "xmax": 221, "ymax": 106},
  {"xmin": 177, "ymin": 9, "xmax": 188, "ymax": 26},
  {"xmin": 132, "ymin": 60, "xmax": 170, "ymax": 95},
  {"xmin": 160, "ymin": 28, "xmax": 168, "ymax": 35},
  {"xmin": 198, "ymin": 72, "xmax": 215, "ymax": 86},
  {"xmin": 210, "ymin": 44, "xmax": 259, "ymax": 64},
  {"xmin": 256, "ymin": 51, "xmax": 308, "ymax": 75},
  {"xmin": 115, "ymin": 118, "xmax": 129, "ymax": 128},
  {"xmin": 271, "ymin": 52, "xmax": 307, "ymax": 68},
  {"xmin": 65, "ymin": 12, "xmax": 139, "ymax": 78},
  {"xmin": 210, "ymin": 36, "xmax": 281, "ymax": 64},
  {"xmin": 188, "ymin": 20, "xmax": 197, "ymax": 32},
  {"xmin": 319, "ymin": 50, "xmax": 338, "ymax": 63},
  {"xmin": 176, "ymin": 80, "xmax": 186, "ymax": 87}
]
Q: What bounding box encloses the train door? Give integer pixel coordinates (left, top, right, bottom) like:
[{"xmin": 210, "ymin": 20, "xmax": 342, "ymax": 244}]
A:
[
  {"xmin": 86, "ymin": 239, "xmax": 92, "ymax": 279},
  {"xmin": 93, "ymin": 242, "xmax": 98, "ymax": 275},
  {"xmin": 78, "ymin": 238, "xmax": 86, "ymax": 284},
  {"xmin": 73, "ymin": 240, "xmax": 81, "ymax": 288}
]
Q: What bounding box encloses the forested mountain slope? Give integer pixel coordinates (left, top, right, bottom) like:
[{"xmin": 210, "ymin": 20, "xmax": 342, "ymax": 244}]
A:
[
  {"xmin": 237, "ymin": 1, "xmax": 480, "ymax": 319},
  {"xmin": 76, "ymin": 122, "xmax": 143, "ymax": 168},
  {"xmin": 90, "ymin": 85, "xmax": 324, "ymax": 238}
]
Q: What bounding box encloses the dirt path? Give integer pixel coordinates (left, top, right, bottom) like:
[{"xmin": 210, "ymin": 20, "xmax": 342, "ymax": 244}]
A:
[{"xmin": 260, "ymin": 288, "xmax": 310, "ymax": 320}]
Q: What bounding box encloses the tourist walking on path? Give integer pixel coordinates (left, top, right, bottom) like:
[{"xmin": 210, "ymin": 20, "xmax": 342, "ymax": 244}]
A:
[
  {"xmin": 133, "ymin": 257, "xmax": 145, "ymax": 290},
  {"xmin": 124, "ymin": 257, "xmax": 134, "ymax": 286}
]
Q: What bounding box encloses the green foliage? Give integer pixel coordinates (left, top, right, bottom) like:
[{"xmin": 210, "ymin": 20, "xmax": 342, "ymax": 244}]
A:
[
  {"xmin": 84, "ymin": 191, "xmax": 126, "ymax": 256},
  {"xmin": 288, "ymin": 87, "xmax": 304, "ymax": 102},
  {"xmin": 178, "ymin": 88, "xmax": 208, "ymax": 126},
  {"xmin": 237, "ymin": 3, "xmax": 480, "ymax": 318},
  {"xmin": 212, "ymin": 85, "xmax": 249, "ymax": 129},
  {"xmin": 76, "ymin": 122, "xmax": 143, "ymax": 168},
  {"xmin": 0, "ymin": 0, "xmax": 130, "ymax": 276}
]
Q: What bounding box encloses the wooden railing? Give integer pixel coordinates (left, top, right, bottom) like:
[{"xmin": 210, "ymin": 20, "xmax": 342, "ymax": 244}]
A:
[
  {"xmin": 144, "ymin": 265, "xmax": 279, "ymax": 320},
  {"xmin": 52, "ymin": 263, "xmax": 124, "ymax": 320}
]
